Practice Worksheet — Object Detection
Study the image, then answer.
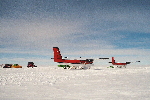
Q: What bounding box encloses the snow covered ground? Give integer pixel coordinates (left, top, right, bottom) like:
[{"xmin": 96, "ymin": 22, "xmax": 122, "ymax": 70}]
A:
[{"xmin": 0, "ymin": 66, "xmax": 150, "ymax": 100}]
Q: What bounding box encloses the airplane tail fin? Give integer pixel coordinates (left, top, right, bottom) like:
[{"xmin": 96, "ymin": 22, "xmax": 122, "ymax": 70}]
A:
[
  {"xmin": 112, "ymin": 57, "xmax": 115, "ymax": 64},
  {"xmin": 53, "ymin": 47, "xmax": 63, "ymax": 62}
]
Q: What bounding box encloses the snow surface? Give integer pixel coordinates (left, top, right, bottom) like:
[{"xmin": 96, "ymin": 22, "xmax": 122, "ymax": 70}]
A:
[{"xmin": 0, "ymin": 66, "xmax": 150, "ymax": 100}]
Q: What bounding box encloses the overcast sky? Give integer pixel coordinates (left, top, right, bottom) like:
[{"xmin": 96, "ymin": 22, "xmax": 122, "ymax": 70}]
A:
[{"xmin": 1, "ymin": 0, "xmax": 150, "ymax": 66}]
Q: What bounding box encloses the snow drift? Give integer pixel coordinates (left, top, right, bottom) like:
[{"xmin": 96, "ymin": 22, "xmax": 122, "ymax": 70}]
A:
[{"xmin": 0, "ymin": 66, "xmax": 150, "ymax": 100}]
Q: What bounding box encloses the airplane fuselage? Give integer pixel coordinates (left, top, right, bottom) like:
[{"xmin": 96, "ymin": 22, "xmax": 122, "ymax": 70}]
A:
[
  {"xmin": 112, "ymin": 62, "xmax": 127, "ymax": 65},
  {"xmin": 55, "ymin": 59, "xmax": 93, "ymax": 64}
]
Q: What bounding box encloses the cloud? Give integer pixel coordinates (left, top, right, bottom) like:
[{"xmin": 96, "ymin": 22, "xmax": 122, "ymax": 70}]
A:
[{"xmin": 0, "ymin": 17, "xmax": 87, "ymax": 49}]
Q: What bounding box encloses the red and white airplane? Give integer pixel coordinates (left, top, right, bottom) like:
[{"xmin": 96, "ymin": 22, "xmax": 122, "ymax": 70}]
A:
[
  {"xmin": 109, "ymin": 57, "xmax": 140, "ymax": 68},
  {"xmin": 52, "ymin": 47, "xmax": 109, "ymax": 69}
]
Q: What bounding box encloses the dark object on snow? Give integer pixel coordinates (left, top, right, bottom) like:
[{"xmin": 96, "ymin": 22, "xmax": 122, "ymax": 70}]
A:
[
  {"xmin": 107, "ymin": 66, "xmax": 114, "ymax": 68},
  {"xmin": 27, "ymin": 62, "xmax": 37, "ymax": 68},
  {"xmin": 3, "ymin": 64, "xmax": 12, "ymax": 68}
]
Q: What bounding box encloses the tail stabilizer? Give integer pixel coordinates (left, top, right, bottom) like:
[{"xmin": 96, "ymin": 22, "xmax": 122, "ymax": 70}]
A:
[
  {"xmin": 53, "ymin": 47, "xmax": 63, "ymax": 62},
  {"xmin": 112, "ymin": 57, "xmax": 115, "ymax": 64}
]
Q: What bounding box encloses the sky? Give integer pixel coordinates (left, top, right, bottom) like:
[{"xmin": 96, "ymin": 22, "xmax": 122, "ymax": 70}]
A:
[{"xmin": 0, "ymin": 0, "xmax": 150, "ymax": 67}]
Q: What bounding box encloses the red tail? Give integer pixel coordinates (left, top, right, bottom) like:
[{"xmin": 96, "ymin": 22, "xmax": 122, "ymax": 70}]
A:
[
  {"xmin": 53, "ymin": 47, "xmax": 63, "ymax": 62},
  {"xmin": 112, "ymin": 57, "xmax": 115, "ymax": 64}
]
